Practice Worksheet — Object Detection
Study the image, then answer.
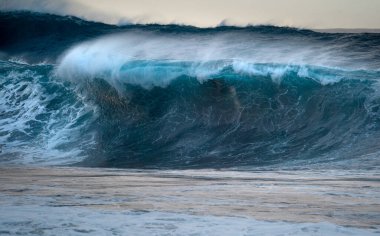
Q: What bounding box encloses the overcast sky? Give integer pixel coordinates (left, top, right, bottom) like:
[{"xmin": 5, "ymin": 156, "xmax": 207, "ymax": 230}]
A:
[{"xmin": 1, "ymin": 0, "xmax": 380, "ymax": 29}]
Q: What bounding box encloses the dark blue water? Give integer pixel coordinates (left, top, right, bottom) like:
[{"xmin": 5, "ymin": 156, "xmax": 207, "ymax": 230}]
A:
[{"xmin": 1, "ymin": 11, "xmax": 380, "ymax": 169}]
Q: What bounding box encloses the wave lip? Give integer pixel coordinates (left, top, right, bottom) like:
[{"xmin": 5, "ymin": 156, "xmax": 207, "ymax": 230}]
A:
[{"xmin": 56, "ymin": 30, "xmax": 380, "ymax": 90}]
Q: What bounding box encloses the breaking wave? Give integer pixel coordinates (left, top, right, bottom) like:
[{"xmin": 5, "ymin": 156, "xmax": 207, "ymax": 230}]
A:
[{"xmin": 1, "ymin": 11, "xmax": 380, "ymax": 169}]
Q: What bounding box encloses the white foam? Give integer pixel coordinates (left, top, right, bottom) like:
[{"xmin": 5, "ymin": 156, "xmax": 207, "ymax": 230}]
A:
[
  {"xmin": 0, "ymin": 69, "xmax": 97, "ymax": 165},
  {"xmin": 56, "ymin": 31, "xmax": 370, "ymax": 89},
  {"xmin": 0, "ymin": 205, "xmax": 377, "ymax": 236},
  {"xmin": 8, "ymin": 57, "xmax": 51, "ymax": 66}
]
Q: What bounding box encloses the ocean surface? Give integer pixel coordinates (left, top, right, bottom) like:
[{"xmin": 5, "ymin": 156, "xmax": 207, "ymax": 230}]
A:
[
  {"xmin": 0, "ymin": 167, "xmax": 379, "ymax": 236},
  {"xmin": 1, "ymin": 11, "xmax": 380, "ymax": 236},
  {"xmin": 1, "ymin": 11, "xmax": 380, "ymax": 169}
]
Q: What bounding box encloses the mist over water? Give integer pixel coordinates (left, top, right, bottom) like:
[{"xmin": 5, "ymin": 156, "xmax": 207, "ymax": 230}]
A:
[{"xmin": 1, "ymin": 12, "xmax": 380, "ymax": 169}]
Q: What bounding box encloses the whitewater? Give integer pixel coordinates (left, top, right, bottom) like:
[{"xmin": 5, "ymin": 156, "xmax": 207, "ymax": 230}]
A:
[{"xmin": 0, "ymin": 11, "xmax": 379, "ymax": 235}]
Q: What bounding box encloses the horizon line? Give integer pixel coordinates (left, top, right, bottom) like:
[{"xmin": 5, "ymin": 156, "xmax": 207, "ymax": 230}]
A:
[{"xmin": 2, "ymin": 10, "xmax": 380, "ymax": 34}]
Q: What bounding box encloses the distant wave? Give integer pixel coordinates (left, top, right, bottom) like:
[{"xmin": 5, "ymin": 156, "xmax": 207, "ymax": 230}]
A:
[{"xmin": 1, "ymin": 11, "xmax": 380, "ymax": 169}]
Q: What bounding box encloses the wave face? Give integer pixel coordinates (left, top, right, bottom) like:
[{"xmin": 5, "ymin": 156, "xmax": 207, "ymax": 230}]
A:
[{"xmin": 1, "ymin": 12, "xmax": 380, "ymax": 169}]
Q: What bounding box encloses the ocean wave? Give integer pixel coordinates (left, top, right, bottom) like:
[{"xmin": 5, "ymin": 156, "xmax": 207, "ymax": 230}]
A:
[
  {"xmin": 1, "ymin": 11, "xmax": 380, "ymax": 168},
  {"xmin": 2, "ymin": 59, "xmax": 380, "ymax": 168}
]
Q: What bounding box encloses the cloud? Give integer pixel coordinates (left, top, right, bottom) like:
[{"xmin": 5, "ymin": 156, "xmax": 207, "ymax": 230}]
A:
[{"xmin": 1, "ymin": 0, "xmax": 380, "ymax": 29}]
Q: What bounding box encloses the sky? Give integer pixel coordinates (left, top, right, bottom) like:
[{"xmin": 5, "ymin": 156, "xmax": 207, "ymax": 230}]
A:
[{"xmin": 1, "ymin": 0, "xmax": 380, "ymax": 29}]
